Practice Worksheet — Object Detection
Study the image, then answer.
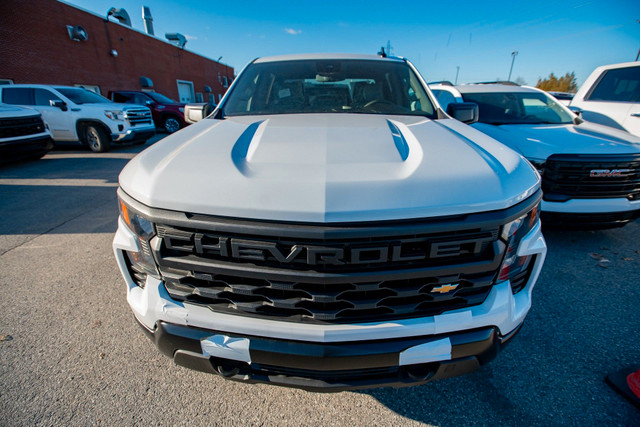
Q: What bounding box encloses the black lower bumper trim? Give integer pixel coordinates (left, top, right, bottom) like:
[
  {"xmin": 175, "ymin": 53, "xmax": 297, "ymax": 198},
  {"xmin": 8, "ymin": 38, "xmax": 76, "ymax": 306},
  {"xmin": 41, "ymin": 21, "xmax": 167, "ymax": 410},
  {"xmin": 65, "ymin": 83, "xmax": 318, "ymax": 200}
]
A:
[
  {"xmin": 542, "ymin": 210, "xmax": 640, "ymax": 229},
  {"xmin": 137, "ymin": 318, "xmax": 521, "ymax": 392}
]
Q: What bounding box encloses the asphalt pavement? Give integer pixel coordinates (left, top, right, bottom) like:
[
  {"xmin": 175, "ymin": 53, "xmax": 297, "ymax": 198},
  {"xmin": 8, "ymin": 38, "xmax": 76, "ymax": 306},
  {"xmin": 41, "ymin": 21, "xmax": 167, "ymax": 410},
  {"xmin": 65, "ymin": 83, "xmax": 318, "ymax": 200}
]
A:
[{"xmin": 0, "ymin": 135, "xmax": 639, "ymax": 426}]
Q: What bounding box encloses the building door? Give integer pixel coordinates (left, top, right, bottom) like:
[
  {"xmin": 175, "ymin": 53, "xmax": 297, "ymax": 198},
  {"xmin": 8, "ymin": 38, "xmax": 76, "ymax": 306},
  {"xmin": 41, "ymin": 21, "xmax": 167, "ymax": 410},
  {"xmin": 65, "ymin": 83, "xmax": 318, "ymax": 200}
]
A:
[{"xmin": 177, "ymin": 80, "xmax": 195, "ymax": 103}]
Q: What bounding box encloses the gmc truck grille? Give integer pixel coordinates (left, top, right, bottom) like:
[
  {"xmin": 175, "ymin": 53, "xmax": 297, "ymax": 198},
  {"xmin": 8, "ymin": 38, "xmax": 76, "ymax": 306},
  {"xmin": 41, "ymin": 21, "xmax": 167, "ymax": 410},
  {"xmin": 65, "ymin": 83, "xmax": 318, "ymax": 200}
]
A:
[
  {"xmin": 0, "ymin": 116, "xmax": 45, "ymax": 139},
  {"xmin": 124, "ymin": 108, "xmax": 153, "ymax": 126},
  {"xmin": 151, "ymin": 215, "xmax": 508, "ymax": 324},
  {"xmin": 542, "ymin": 154, "xmax": 640, "ymax": 201}
]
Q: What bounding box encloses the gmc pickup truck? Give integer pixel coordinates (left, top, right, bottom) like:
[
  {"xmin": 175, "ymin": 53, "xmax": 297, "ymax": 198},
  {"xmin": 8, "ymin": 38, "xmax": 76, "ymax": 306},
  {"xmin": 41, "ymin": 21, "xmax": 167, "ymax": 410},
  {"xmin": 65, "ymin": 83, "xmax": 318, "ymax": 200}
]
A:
[{"xmin": 113, "ymin": 53, "xmax": 546, "ymax": 391}]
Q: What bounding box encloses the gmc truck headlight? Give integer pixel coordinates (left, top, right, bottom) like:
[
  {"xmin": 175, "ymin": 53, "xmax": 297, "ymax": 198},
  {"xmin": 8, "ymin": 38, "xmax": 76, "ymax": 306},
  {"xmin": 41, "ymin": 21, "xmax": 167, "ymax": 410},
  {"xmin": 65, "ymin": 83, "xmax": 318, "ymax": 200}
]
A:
[
  {"xmin": 498, "ymin": 203, "xmax": 540, "ymax": 291},
  {"xmin": 118, "ymin": 197, "xmax": 159, "ymax": 285},
  {"xmin": 105, "ymin": 110, "xmax": 124, "ymax": 121},
  {"xmin": 526, "ymin": 158, "xmax": 546, "ymax": 176}
]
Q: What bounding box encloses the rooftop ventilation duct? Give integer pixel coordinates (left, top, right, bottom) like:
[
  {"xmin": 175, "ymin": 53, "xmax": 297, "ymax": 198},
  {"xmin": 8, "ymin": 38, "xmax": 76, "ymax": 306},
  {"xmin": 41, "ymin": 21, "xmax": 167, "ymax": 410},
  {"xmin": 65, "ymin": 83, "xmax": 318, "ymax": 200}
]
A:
[
  {"xmin": 142, "ymin": 6, "xmax": 154, "ymax": 36},
  {"xmin": 106, "ymin": 8, "xmax": 132, "ymax": 27},
  {"xmin": 165, "ymin": 33, "xmax": 187, "ymax": 49}
]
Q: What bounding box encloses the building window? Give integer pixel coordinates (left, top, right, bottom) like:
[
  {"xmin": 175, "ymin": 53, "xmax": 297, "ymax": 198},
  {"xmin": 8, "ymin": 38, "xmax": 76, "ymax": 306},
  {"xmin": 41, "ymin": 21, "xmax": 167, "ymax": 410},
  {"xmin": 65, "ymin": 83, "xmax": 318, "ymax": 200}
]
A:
[
  {"xmin": 196, "ymin": 92, "xmax": 203, "ymax": 102},
  {"xmin": 223, "ymin": 76, "xmax": 228, "ymax": 88}
]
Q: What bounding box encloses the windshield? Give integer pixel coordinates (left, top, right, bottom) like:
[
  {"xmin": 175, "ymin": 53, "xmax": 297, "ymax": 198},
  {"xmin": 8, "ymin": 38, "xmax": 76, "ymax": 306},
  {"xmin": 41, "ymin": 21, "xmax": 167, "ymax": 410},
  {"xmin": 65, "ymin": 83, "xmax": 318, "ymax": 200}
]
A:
[
  {"xmin": 55, "ymin": 88, "xmax": 111, "ymax": 104},
  {"xmin": 147, "ymin": 92, "xmax": 177, "ymax": 104},
  {"xmin": 461, "ymin": 91, "xmax": 574, "ymax": 125},
  {"xmin": 222, "ymin": 59, "xmax": 436, "ymax": 118}
]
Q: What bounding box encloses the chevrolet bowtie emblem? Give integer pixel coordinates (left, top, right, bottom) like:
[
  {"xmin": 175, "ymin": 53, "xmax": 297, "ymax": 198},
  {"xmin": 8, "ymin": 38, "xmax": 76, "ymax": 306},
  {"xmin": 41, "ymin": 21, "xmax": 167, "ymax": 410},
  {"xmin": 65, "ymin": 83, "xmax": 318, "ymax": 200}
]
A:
[{"xmin": 431, "ymin": 283, "xmax": 459, "ymax": 294}]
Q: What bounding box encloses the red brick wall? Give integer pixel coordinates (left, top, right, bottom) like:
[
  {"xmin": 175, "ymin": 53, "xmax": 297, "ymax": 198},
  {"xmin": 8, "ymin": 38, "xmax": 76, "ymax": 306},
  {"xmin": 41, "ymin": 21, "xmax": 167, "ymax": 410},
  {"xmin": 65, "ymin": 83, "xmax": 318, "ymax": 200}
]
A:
[{"xmin": 0, "ymin": 0, "xmax": 234, "ymax": 102}]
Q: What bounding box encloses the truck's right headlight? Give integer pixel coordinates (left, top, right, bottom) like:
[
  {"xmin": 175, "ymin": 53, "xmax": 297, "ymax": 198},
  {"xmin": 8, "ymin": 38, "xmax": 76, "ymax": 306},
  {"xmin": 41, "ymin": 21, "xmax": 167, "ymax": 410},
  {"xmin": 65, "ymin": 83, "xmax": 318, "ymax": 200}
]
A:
[
  {"xmin": 105, "ymin": 110, "xmax": 124, "ymax": 121},
  {"xmin": 118, "ymin": 197, "xmax": 159, "ymax": 285}
]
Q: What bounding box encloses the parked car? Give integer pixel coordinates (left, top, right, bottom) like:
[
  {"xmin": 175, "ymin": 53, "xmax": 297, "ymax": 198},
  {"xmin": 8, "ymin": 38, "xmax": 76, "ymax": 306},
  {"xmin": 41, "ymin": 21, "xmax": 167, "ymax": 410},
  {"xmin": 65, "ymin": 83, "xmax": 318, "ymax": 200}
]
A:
[
  {"xmin": 0, "ymin": 103, "xmax": 53, "ymax": 162},
  {"xmin": 0, "ymin": 85, "xmax": 155, "ymax": 152},
  {"xmin": 570, "ymin": 61, "xmax": 640, "ymax": 137},
  {"xmin": 109, "ymin": 90, "xmax": 187, "ymax": 133},
  {"xmin": 547, "ymin": 91, "xmax": 574, "ymax": 106},
  {"xmin": 113, "ymin": 53, "xmax": 546, "ymax": 391},
  {"xmin": 430, "ymin": 82, "xmax": 640, "ymax": 228}
]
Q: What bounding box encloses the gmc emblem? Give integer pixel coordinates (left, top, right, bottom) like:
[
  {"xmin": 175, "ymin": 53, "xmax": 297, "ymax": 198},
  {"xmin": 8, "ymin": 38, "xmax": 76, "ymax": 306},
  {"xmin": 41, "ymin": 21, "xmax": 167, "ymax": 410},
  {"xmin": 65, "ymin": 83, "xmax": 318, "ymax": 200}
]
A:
[{"xmin": 590, "ymin": 169, "xmax": 632, "ymax": 178}]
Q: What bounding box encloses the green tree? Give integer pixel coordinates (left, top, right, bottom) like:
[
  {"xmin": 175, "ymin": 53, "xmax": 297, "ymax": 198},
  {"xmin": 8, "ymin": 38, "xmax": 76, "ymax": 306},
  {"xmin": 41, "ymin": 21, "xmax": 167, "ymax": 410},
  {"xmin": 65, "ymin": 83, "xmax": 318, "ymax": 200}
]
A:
[{"xmin": 536, "ymin": 72, "xmax": 577, "ymax": 92}]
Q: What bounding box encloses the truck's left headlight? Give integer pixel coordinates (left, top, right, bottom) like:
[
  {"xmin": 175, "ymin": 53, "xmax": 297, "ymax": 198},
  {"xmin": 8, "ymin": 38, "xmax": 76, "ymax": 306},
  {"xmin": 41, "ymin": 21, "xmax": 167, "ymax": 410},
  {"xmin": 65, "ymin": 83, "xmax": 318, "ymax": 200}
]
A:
[
  {"xmin": 118, "ymin": 197, "xmax": 159, "ymax": 286},
  {"xmin": 498, "ymin": 203, "xmax": 540, "ymax": 292}
]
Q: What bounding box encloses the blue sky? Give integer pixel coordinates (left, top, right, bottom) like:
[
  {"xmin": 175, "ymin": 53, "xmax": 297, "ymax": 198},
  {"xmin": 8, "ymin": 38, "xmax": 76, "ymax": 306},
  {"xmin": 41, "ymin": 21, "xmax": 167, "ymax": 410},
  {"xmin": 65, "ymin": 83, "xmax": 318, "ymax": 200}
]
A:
[{"xmin": 65, "ymin": 0, "xmax": 640, "ymax": 87}]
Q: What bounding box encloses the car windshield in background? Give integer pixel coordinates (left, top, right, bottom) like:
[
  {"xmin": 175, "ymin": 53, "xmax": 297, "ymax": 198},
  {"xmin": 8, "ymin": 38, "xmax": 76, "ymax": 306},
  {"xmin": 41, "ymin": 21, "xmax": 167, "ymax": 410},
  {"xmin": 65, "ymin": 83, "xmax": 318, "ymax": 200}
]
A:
[
  {"xmin": 147, "ymin": 92, "xmax": 177, "ymax": 104},
  {"xmin": 222, "ymin": 59, "xmax": 436, "ymax": 118},
  {"xmin": 55, "ymin": 88, "xmax": 111, "ymax": 104},
  {"xmin": 461, "ymin": 92, "xmax": 574, "ymax": 125}
]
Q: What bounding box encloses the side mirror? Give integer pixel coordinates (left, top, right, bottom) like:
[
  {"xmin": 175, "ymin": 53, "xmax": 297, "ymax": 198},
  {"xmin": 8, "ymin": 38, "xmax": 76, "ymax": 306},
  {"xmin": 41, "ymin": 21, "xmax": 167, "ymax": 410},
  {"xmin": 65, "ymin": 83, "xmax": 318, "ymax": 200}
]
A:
[
  {"xmin": 447, "ymin": 102, "xmax": 479, "ymax": 124},
  {"xmin": 184, "ymin": 103, "xmax": 213, "ymax": 124},
  {"xmin": 145, "ymin": 100, "xmax": 156, "ymax": 107},
  {"xmin": 50, "ymin": 99, "xmax": 68, "ymax": 111},
  {"xmin": 569, "ymin": 106, "xmax": 582, "ymax": 117}
]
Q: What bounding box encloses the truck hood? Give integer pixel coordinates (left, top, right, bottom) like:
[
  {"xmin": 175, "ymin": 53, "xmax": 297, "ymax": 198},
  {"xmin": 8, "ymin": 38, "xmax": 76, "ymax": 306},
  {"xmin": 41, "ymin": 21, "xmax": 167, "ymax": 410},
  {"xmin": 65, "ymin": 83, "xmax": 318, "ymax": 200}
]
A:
[
  {"xmin": 119, "ymin": 114, "xmax": 539, "ymax": 222},
  {"xmin": 472, "ymin": 121, "xmax": 640, "ymax": 160},
  {"xmin": 0, "ymin": 104, "xmax": 40, "ymax": 118}
]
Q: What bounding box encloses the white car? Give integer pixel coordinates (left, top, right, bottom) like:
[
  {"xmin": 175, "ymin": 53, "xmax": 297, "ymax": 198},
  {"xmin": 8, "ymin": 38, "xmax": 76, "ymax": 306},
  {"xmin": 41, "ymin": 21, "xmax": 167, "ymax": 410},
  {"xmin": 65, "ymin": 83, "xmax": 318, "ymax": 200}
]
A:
[
  {"xmin": 0, "ymin": 85, "xmax": 155, "ymax": 152},
  {"xmin": 0, "ymin": 103, "xmax": 53, "ymax": 162},
  {"xmin": 113, "ymin": 53, "xmax": 546, "ymax": 391},
  {"xmin": 430, "ymin": 82, "xmax": 640, "ymax": 228},
  {"xmin": 570, "ymin": 62, "xmax": 640, "ymax": 137}
]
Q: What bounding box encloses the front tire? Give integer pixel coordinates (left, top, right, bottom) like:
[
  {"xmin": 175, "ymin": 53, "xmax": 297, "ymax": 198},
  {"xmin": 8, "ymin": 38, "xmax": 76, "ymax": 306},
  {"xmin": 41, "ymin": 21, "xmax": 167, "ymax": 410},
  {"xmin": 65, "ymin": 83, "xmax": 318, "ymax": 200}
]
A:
[
  {"xmin": 84, "ymin": 124, "xmax": 110, "ymax": 153},
  {"xmin": 162, "ymin": 116, "xmax": 181, "ymax": 133}
]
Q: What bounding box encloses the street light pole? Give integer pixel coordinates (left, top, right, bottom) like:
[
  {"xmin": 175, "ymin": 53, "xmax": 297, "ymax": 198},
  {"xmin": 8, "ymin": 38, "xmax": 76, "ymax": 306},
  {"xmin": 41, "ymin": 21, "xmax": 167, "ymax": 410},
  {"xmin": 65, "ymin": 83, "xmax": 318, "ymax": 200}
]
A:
[
  {"xmin": 508, "ymin": 50, "xmax": 518, "ymax": 82},
  {"xmin": 455, "ymin": 66, "xmax": 460, "ymax": 84}
]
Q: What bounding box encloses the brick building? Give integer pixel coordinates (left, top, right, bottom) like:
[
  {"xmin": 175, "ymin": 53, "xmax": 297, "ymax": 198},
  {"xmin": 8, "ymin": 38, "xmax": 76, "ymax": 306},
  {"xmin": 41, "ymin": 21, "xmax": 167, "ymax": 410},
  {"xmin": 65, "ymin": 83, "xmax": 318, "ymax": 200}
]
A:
[{"xmin": 0, "ymin": 0, "xmax": 234, "ymax": 104}]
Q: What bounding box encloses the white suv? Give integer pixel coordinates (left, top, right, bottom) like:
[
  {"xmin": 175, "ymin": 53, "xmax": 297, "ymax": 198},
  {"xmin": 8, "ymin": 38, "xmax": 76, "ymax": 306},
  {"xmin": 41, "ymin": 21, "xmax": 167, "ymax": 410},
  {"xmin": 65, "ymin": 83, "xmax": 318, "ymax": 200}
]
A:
[
  {"xmin": 113, "ymin": 53, "xmax": 546, "ymax": 391},
  {"xmin": 570, "ymin": 62, "xmax": 640, "ymax": 137},
  {"xmin": 430, "ymin": 82, "xmax": 640, "ymax": 228},
  {"xmin": 0, "ymin": 85, "xmax": 155, "ymax": 152}
]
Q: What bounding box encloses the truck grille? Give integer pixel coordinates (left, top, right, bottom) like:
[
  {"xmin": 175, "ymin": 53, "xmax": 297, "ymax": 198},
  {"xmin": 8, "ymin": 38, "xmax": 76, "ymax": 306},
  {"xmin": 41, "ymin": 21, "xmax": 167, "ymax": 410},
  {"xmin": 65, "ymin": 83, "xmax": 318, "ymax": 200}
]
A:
[
  {"xmin": 542, "ymin": 154, "xmax": 640, "ymax": 201},
  {"xmin": 0, "ymin": 116, "xmax": 46, "ymax": 139},
  {"xmin": 124, "ymin": 108, "xmax": 152, "ymax": 126},
  {"xmin": 151, "ymin": 214, "xmax": 509, "ymax": 324}
]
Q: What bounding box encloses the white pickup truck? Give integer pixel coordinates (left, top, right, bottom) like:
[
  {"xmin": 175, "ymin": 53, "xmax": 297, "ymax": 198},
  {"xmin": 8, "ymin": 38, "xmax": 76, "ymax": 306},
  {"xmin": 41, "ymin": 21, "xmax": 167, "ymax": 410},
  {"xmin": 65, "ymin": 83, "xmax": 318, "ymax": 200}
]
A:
[
  {"xmin": 0, "ymin": 85, "xmax": 155, "ymax": 152},
  {"xmin": 570, "ymin": 61, "xmax": 640, "ymax": 138},
  {"xmin": 113, "ymin": 53, "xmax": 546, "ymax": 391}
]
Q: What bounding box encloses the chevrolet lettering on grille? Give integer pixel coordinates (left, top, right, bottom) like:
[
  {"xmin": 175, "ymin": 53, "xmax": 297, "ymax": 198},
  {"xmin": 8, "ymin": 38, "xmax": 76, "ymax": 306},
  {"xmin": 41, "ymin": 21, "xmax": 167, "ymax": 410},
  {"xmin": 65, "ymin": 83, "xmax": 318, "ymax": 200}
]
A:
[{"xmin": 161, "ymin": 232, "xmax": 495, "ymax": 266}]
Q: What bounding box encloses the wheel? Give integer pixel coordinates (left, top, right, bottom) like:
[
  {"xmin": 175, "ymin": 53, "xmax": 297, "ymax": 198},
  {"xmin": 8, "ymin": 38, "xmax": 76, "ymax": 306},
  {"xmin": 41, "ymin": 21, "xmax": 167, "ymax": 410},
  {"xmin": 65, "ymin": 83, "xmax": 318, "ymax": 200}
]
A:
[
  {"xmin": 162, "ymin": 116, "xmax": 181, "ymax": 133},
  {"xmin": 84, "ymin": 124, "xmax": 110, "ymax": 152}
]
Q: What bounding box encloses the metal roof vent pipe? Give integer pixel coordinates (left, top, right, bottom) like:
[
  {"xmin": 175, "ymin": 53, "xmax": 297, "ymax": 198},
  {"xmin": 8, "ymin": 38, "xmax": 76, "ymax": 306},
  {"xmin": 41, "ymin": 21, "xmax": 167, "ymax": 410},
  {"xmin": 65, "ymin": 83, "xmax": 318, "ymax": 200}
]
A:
[
  {"xmin": 106, "ymin": 7, "xmax": 132, "ymax": 27},
  {"xmin": 165, "ymin": 33, "xmax": 187, "ymax": 49},
  {"xmin": 142, "ymin": 6, "xmax": 154, "ymax": 36}
]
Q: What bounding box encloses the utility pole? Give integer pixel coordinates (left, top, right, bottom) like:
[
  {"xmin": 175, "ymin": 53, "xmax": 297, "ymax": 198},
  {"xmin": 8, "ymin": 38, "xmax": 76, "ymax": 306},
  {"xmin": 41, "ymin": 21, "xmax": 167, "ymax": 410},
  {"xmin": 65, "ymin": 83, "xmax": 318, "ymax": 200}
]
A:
[
  {"xmin": 508, "ymin": 50, "xmax": 518, "ymax": 82},
  {"xmin": 635, "ymin": 20, "xmax": 640, "ymax": 61},
  {"xmin": 455, "ymin": 66, "xmax": 460, "ymax": 84}
]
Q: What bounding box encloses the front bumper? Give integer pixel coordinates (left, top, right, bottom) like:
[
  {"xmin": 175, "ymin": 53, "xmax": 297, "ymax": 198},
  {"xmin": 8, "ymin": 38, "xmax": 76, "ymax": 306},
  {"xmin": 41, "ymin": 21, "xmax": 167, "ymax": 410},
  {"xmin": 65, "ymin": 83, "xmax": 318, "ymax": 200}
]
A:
[
  {"xmin": 111, "ymin": 124, "xmax": 156, "ymax": 142},
  {"xmin": 137, "ymin": 319, "xmax": 521, "ymax": 391},
  {"xmin": 541, "ymin": 198, "xmax": 640, "ymax": 228},
  {"xmin": 113, "ymin": 215, "xmax": 546, "ymax": 390},
  {"xmin": 0, "ymin": 134, "xmax": 54, "ymax": 161}
]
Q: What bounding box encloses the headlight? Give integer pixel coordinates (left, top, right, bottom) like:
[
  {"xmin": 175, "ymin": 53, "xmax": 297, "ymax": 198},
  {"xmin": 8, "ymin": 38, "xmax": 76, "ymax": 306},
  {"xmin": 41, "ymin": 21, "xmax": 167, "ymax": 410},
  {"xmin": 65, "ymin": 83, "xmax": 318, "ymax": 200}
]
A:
[
  {"xmin": 526, "ymin": 158, "xmax": 546, "ymax": 176},
  {"xmin": 105, "ymin": 110, "xmax": 124, "ymax": 120},
  {"xmin": 498, "ymin": 203, "xmax": 540, "ymax": 292},
  {"xmin": 118, "ymin": 197, "xmax": 159, "ymax": 285}
]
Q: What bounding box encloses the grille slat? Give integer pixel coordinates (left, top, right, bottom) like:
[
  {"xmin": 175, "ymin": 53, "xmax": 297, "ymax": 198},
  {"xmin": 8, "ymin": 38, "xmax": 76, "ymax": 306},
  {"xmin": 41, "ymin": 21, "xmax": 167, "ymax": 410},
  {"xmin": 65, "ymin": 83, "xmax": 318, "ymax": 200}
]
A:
[{"xmin": 0, "ymin": 116, "xmax": 46, "ymax": 139}]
